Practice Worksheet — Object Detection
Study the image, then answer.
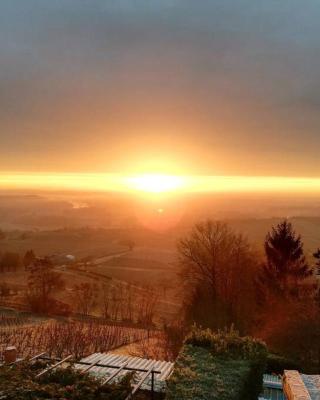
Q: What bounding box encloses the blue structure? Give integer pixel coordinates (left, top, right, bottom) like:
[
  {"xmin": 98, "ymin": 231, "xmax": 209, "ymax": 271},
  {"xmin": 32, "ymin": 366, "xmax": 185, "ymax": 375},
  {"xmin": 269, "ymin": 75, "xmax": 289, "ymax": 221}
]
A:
[{"xmin": 260, "ymin": 374, "xmax": 286, "ymax": 400}]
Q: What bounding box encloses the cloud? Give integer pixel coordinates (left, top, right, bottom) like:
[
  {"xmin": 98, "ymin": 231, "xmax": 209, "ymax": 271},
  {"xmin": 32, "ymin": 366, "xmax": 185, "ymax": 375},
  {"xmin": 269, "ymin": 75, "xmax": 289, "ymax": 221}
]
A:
[{"xmin": 0, "ymin": 0, "xmax": 320, "ymax": 175}]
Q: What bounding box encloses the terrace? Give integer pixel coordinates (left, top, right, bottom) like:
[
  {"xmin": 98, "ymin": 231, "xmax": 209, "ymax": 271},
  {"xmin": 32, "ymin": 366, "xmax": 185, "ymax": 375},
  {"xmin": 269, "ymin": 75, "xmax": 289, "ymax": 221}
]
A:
[{"xmin": 1, "ymin": 332, "xmax": 319, "ymax": 399}]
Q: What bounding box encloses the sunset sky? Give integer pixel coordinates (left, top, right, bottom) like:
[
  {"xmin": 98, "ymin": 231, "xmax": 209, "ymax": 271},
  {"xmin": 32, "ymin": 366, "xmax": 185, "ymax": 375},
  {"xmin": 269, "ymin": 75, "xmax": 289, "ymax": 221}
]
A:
[{"xmin": 1, "ymin": 1, "xmax": 320, "ymax": 191}]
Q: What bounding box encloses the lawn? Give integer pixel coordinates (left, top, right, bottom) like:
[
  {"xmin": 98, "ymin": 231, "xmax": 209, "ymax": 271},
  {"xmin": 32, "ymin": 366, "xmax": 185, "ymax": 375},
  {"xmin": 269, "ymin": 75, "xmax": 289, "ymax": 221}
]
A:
[{"xmin": 167, "ymin": 327, "xmax": 267, "ymax": 400}]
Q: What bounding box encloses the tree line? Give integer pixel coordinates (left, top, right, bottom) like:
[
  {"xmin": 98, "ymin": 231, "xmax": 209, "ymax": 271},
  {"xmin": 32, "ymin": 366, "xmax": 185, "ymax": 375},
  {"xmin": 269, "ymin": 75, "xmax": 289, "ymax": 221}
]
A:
[{"xmin": 0, "ymin": 249, "xmax": 37, "ymax": 273}]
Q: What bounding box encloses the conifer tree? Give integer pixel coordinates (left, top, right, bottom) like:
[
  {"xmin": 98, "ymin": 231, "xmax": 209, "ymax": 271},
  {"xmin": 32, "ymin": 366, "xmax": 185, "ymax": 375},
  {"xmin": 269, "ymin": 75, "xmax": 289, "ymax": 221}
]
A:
[
  {"xmin": 260, "ymin": 220, "xmax": 312, "ymax": 298},
  {"xmin": 313, "ymin": 248, "xmax": 320, "ymax": 275},
  {"xmin": 23, "ymin": 249, "xmax": 36, "ymax": 270}
]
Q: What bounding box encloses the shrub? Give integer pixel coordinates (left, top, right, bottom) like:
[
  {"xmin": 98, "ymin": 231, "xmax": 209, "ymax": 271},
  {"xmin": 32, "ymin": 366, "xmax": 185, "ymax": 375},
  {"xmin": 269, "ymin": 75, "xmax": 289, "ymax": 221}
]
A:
[
  {"xmin": 167, "ymin": 327, "xmax": 267, "ymax": 400},
  {"xmin": 185, "ymin": 325, "xmax": 267, "ymax": 360},
  {"xmin": 265, "ymin": 353, "xmax": 301, "ymax": 375},
  {"xmin": 167, "ymin": 345, "xmax": 260, "ymax": 400},
  {"xmin": 0, "ymin": 361, "xmax": 134, "ymax": 400}
]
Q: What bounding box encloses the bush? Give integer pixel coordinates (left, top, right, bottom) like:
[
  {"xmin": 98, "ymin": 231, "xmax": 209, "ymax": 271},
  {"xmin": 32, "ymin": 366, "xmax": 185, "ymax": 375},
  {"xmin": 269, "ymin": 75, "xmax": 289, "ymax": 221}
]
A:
[
  {"xmin": 167, "ymin": 327, "xmax": 267, "ymax": 400},
  {"xmin": 185, "ymin": 325, "xmax": 267, "ymax": 360},
  {"xmin": 167, "ymin": 345, "xmax": 259, "ymax": 400},
  {"xmin": 265, "ymin": 353, "xmax": 301, "ymax": 375},
  {"xmin": 0, "ymin": 361, "xmax": 134, "ymax": 400}
]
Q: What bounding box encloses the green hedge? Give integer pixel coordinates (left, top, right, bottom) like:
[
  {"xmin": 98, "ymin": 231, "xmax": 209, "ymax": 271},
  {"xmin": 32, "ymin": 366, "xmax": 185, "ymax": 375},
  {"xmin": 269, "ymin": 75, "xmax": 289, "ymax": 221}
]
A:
[
  {"xmin": 184, "ymin": 326, "xmax": 267, "ymax": 360},
  {"xmin": 167, "ymin": 327, "xmax": 267, "ymax": 400},
  {"xmin": 266, "ymin": 353, "xmax": 301, "ymax": 375}
]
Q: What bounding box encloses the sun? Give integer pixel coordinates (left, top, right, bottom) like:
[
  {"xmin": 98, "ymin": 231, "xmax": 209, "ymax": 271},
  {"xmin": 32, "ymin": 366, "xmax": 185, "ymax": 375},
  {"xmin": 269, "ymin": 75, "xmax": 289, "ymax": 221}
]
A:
[{"xmin": 126, "ymin": 174, "xmax": 186, "ymax": 193}]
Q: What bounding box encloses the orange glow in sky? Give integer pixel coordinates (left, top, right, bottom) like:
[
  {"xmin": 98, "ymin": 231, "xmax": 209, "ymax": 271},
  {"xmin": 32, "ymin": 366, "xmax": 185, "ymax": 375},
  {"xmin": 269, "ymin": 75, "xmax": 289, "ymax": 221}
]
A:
[{"xmin": 1, "ymin": 172, "xmax": 320, "ymax": 194}]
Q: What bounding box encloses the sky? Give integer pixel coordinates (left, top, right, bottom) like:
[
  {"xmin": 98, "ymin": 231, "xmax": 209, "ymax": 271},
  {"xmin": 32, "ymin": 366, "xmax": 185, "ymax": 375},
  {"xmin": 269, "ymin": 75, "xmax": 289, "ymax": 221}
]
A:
[{"xmin": 1, "ymin": 0, "xmax": 320, "ymax": 180}]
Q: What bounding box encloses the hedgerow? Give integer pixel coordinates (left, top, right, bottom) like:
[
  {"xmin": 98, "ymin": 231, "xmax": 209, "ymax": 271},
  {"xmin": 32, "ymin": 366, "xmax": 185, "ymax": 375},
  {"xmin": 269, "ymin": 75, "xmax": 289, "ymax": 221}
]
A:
[
  {"xmin": 265, "ymin": 353, "xmax": 301, "ymax": 375},
  {"xmin": 184, "ymin": 325, "xmax": 267, "ymax": 360},
  {"xmin": 167, "ymin": 327, "xmax": 267, "ymax": 400}
]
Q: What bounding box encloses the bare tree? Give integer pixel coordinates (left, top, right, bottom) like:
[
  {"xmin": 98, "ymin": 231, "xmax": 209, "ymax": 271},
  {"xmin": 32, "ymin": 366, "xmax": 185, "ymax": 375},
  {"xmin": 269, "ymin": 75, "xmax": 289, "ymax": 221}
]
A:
[
  {"xmin": 178, "ymin": 220, "xmax": 258, "ymax": 332},
  {"xmin": 100, "ymin": 284, "xmax": 111, "ymax": 319},
  {"xmin": 110, "ymin": 284, "xmax": 121, "ymax": 321},
  {"xmin": 120, "ymin": 284, "xmax": 134, "ymax": 322},
  {"xmin": 72, "ymin": 282, "xmax": 98, "ymax": 316},
  {"xmin": 136, "ymin": 285, "xmax": 159, "ymax": 328},
  {"xmin": 26, "ymin": 257, "xmax": 64, "ymax": 313}
]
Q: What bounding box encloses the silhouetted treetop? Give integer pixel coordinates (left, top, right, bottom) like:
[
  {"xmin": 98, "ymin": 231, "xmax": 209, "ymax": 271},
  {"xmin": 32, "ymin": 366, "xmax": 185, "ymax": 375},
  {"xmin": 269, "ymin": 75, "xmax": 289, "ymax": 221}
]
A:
[
  {"xmin": 260, "ymin": 220, "xmax": 312, "ymax": 298},
  {"xmin": 313, "ymin": 248, "xmax": 320, "ymax": 275},
  {"xmin": 178, "ymin": 220, "xmax": 258, "ymax": 332}
]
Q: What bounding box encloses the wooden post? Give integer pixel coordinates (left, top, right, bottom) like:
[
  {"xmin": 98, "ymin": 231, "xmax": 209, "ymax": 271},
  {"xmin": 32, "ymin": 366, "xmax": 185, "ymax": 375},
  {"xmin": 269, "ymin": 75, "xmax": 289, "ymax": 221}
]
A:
[
  {"xmin": 151, "ymin": 370, "xmax": 155, "ymax": 400},
  {"xmin": 36, "ymin": 355, "xmax": 72, "ymax": 378},
  {"xmin": 81, "ymin": 358, "xmax": 101, "ymax": 374},
  {"xmin": 101, "ymin": 361, "xmax": 129, "ymax": 386},
  {"xmin": 125, "ymin": 361, "xmax": 157, "ymax": 400}
]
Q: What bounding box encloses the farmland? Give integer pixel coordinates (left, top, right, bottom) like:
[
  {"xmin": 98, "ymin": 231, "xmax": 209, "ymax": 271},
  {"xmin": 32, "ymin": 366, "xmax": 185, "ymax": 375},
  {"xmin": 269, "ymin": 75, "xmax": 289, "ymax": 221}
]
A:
[
  {"xmin": 0, "ymin": 310, "xmax": 153, "ymax": 359},
  {"xmin": 0, "ymin": 231, "xmax": 181, "ymax": 324}
]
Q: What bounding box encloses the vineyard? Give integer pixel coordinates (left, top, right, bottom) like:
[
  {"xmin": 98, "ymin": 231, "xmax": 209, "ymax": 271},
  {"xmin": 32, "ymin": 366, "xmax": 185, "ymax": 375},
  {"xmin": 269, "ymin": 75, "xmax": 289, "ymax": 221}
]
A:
[
  {"xmin": 0, "ymin": 312, "xmax": 152, "ymax": 359},
  {"xmin": 0, "ymin": 313, "xmax": 38, "ymax": 327}
]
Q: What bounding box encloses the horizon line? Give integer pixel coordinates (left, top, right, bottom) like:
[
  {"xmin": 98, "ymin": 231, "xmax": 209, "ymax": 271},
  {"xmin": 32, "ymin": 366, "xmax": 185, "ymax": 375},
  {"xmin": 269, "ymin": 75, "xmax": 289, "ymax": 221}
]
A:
[{"xmin": 1, "ymin": 172, "xmax": 320, "ymax": 194}]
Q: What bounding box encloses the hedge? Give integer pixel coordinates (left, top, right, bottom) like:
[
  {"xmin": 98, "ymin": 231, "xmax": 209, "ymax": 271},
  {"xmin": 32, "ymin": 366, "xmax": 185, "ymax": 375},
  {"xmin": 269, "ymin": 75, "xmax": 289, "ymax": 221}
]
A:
[
  {"xmin": 265, "ymin": 353, "xmax": 301, "ymax": 375},
  {"xmin": 184, "ymin": 326, "xmax": 267, "ymax": 360},
  {"xmin": 167, "ymin": 327, "xmax": 267, "ymax": 400}
]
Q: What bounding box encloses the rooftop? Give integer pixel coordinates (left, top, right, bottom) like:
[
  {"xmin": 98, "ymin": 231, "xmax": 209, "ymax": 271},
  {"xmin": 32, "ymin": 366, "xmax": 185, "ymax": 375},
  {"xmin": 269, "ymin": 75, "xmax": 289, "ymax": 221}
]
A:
[{"xmin": 78, "ymin": 352, "xmax": 174, "ymax": 393}]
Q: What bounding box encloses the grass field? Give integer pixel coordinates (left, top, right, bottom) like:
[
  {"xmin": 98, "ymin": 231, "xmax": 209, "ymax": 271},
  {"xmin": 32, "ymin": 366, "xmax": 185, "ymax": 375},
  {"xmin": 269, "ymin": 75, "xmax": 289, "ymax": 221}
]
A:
[{"xmin": 0, "ymin": 228, "xmax": 124, "ymax": 258}]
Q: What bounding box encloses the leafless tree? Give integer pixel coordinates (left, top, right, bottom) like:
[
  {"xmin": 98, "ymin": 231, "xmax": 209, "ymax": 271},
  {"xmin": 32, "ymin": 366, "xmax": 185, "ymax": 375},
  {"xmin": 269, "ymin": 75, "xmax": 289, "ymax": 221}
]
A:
[
  {"xmin": 178, "ymin": 220, "xmax": 258, "ymax": 333},
  {"xmin": 100, "ymin": 284, "xmax": 111, "ymax": 319},
  {"xmin": 26, "ymin": 257, "xmax": 64, "ymax": 313},
  {"xmin": 136, "ymin": 285, "xmax": 159, "ymax": 327},
  {"xmin": 73, "ymin": 282, "xmax": 98, "ymax": 316}
]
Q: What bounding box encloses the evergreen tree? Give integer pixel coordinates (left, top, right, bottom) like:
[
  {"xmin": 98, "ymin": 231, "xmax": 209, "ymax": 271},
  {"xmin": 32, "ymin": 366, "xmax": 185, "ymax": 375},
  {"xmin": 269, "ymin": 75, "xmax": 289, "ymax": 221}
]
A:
[
  {"xmin": 260, "ymin": 220, "xmax": 312, "ymax": 298},
  {"xmin": 0, "ymin": 252, "xmax": 22, "ymax": 272},
  {"xmin": 23, "ymin": 250, "xmax": 36, "ymax": 270},
  {"xmin": 313, "ymin": 248, "xmax": 320, "ymax": 275},
  {"xmin": 23, "ymin": 249, "xmax": 36, "ymax": 270}
]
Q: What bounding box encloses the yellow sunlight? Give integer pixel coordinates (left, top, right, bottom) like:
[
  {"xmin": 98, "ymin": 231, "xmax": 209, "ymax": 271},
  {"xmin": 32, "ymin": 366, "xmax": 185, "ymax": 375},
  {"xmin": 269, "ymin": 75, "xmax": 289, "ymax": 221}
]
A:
[
  {"xmin": 1, "ymin": 173, "xmax": 320, "ymax": 194},
  {"xmin": 125, "ymin": 174, "xmax": 186, "ymax": 193}
]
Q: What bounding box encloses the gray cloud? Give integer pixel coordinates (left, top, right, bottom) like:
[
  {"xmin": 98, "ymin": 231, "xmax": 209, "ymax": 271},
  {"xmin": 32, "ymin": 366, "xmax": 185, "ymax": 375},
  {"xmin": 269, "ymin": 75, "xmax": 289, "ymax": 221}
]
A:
[{"xmin": 0, "ymin": 0, "xmax": 320, "ymax": 175}]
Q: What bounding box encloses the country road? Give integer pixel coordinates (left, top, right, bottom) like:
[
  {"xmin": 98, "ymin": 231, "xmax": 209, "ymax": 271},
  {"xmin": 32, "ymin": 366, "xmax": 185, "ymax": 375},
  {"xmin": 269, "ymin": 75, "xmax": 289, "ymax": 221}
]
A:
[{"xmin": 92, "ymin": 250, "xmax": 130, "ymax": 265}]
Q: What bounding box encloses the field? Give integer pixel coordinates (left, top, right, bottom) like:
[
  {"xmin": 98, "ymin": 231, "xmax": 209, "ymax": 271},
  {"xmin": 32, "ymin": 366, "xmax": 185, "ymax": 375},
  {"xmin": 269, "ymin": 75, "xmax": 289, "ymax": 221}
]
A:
[
  {"xmin": 0, "ymin": 239, "xmax": 181, "ymax": 324},
  {"xmin": 0, "ymin": 228, "xmax": 125, "ymax": 259},
  {"xmin": 1, "ymin": 193, "xmax": 320, "ymax": 331}
]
